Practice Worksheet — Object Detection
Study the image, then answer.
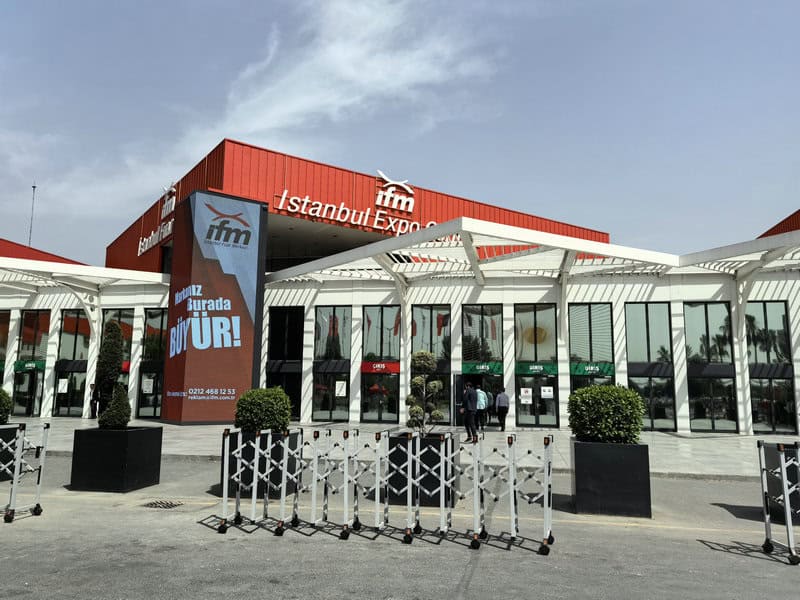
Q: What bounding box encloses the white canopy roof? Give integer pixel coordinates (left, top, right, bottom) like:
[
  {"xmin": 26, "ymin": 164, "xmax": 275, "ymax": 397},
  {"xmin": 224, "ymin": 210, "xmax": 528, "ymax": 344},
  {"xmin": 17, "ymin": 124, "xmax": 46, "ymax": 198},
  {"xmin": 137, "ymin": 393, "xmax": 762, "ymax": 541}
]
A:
[{"xmin": 265, "ymin": 217, "xmax": 800, "ymax": 289}]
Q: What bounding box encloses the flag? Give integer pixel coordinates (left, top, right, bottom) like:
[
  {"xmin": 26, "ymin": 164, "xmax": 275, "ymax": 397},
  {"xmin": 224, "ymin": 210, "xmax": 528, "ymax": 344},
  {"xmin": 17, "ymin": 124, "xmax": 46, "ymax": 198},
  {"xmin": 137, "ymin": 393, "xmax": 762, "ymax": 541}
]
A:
[
  {"xmin": 328, "ymin": 315, "xmax": 338, "ymax": 337},
  {"xmin": 436, "ymin": 312, "xmax": 448, "ymax": 336},
  {"xmin": 490, "ymin": 319, "xmax": 497, "ymax": 341},
  {"xmin": 366, "ymin": 314, "xmax": 372, "ymax": 333},
  {"xmin": 393, "ymin": 310, "xmax": 401, "ymax": 336},
  {"xmin": 411, "ymin": 319, "xmax": 417, "ymax": 337}
]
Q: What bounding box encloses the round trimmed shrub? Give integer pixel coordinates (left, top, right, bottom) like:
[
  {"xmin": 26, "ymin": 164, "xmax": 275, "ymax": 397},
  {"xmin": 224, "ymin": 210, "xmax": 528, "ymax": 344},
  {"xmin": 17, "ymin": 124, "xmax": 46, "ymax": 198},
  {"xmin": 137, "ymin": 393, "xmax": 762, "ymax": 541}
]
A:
[
  {"xmin": 0, "ymin": 388, "xmax": 11, "ymax": 424},
  {"xmin": 567, "ymin": 385, "xmax": 646, "ymax": 444},
  {"xmin": 98, "ymin": 383, "xmax": 132, "ymax": 430},
  {"xmin": 235, "ymin": 387, "xmax": 291, "ymax": 432}
]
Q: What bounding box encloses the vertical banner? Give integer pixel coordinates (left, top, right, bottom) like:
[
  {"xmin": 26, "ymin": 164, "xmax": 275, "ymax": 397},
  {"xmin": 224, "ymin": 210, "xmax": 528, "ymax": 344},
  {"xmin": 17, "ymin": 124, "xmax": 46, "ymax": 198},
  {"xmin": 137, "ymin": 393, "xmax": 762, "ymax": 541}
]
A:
[{"xmin": 162, "ymin": 191, "xmax": 268, "ymax": 423}]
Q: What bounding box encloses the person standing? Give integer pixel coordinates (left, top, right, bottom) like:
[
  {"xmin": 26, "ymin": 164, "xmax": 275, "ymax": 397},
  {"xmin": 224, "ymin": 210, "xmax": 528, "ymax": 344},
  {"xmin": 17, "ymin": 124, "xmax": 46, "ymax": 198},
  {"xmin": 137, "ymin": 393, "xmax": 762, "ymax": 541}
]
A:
[
  {"xmin": 476, "ymin": 384, "xmax": 488, "ymax": 432},
  {"xmin": 461, "ymin": 382, "xmax": 478, "ymax": 443},
  {"xmin": 495, "ymin": 387, "xmax": 510, "ymax": 432},
  {"xmin": 89, "ymin": 383, "xmax": 100, "ymax": 419}
]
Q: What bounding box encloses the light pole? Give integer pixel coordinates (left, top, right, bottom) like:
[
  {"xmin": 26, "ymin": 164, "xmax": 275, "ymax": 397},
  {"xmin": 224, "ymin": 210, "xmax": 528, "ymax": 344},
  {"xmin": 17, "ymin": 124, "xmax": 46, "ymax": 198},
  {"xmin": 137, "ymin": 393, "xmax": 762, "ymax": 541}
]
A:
[{"xmin": 28, "ymin": 183, "xmax": 37, "ymax": 246}]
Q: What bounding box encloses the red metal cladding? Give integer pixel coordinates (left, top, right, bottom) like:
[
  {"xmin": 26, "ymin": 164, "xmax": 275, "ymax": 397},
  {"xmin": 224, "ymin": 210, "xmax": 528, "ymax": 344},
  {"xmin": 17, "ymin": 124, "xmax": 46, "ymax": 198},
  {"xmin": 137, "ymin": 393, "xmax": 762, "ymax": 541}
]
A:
[
  {"xmin": 0, "ymin": 238, "xmax": 83, "ymax": 264},
  {"xmin": 760, "ymin": 209, "xmax": 800, "ymax": 238},
  {"xmin": 105, "ymin": 138, "xmax": 610, "ymax": 271}
]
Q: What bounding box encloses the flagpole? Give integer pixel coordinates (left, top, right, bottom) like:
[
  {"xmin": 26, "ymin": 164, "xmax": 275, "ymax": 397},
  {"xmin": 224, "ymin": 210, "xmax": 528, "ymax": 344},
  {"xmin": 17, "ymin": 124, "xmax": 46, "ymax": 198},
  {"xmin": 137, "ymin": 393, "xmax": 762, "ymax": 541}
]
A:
[{"xmin": 28, "ymin": 183, "xmax": 37, "ymax": 246}]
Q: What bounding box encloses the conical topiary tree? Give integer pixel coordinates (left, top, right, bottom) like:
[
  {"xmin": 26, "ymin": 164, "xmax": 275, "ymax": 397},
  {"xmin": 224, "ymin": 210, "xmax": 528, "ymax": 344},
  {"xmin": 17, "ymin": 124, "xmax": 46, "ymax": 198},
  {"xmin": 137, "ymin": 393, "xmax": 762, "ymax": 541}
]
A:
[
  {"xmin": 95, "ymin": 320, "xmax": 128, "ymax": 429},
  {"xmin": 98, "ymin": 383, "xmax": 132, "ymax": 429},
  {"xmin": 0, "ymin": 388, "xmax": 11, "ymax": 425}
]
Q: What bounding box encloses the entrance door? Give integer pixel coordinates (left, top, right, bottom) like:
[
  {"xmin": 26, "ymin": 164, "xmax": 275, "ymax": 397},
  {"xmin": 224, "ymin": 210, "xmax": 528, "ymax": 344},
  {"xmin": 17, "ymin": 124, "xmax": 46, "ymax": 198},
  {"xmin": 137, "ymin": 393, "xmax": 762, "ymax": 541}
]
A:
[
  {"xmin": 53, "ymin": 371, "xmax": 87, "ymax": 417},
  {"xmin": 516, "ymin": 375, "xmax": 558, "ymax": 427},
  {"xmin": 453, "ymin": 374, "xmax": 463, "ymax": 427},
  {"xmin": 459, "ymin": 373, "xmax": 503, "ymax": 427},
  {"xmin": 13, "ymin": 369, "xmax": 44, "ymax": 417},
  {"xmin": 137, "ymin": 370, "xmax": 163, "ymax": 418}
]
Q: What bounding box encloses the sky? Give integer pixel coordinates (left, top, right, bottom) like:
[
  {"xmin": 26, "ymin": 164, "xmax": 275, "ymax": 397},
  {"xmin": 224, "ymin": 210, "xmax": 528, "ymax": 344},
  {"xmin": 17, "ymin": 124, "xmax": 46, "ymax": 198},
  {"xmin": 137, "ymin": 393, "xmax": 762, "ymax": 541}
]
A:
[{"xmin": 1, "ymin": 0, "xmax": 798, "ymax": 265}]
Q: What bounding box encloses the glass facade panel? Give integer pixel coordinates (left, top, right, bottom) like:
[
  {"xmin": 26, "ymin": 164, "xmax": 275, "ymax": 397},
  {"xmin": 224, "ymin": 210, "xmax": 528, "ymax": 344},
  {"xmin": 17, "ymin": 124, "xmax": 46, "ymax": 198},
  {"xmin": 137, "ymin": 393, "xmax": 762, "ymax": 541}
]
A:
[
  {"xmin": 462, "ymin": 304, "xmax": 503, "ymax": 362},
  {"xmin": 58, "ymin": 309, "xmax": 90, "ymax": 361},
  {"xmin": 103, "ymin": 308, "xmax": 134, "ymax": 361},
  {"xmin": 314, "ymin": 306, "xmax": 352, "ymax": 360},
  {"xmin": 629, "ymin": 376, "xmax": 676, "ymax": 431},
  {"xmin": 363, "ymin": 306, "xmax": 399, "ymax": 361},
  {"xmin": 268, "ymin": 307, "xmax": 304, "ymax": 360},
  {"xmin": 515, "ymin": 304, "xmax": 557, "ymax": 363},
  {"xmin": 462, "ymin": 305, "xmax": 483, "ymax": 362},
  {"xmin": 624, "ymin": 304, "xmax": 648, "ymax": 363},
  {"xmin": 568, "ymin": 304, "xmax": 590, "ymax": 362},
  {"xmin": 745, "ymin": 303, "xmax": 766, "ymax": 364},
  {"xmin": 648, "ymin": 304, "xmax": 671, "ymax": 362},
  {"xmin": 752, "ymin": 378, "xmax": 796, "ymax": 434},
  {"xmin": 684, "ymin": 302, "xmax": 732, "ymax": 364},
  {"xmin": 590, "ymin": 304, "xmax": 613, "ymax": 363},
  {"xmin": 360, "ymin": 373, "xmax": 399, "ymax": 423},
  {"xmin": 19, "ymin": 310, "xmax": 50, "ymax": 360},
  {"xmin": 765, "ymin": 302, "xmax": 791, "ymax": 363},
  {"xmin": 0, "ymin": 310, "xmax": 8, "ymax": 369},
  {"xmin": 143, "ymin": 309, "xmax": 168, "ymax": 362},
  {"xmin": 312, "ymin": 372, "xmax": 349, "ymax": 422},
  {"xmin": 688, "ymin": 377, "xmax": 736, "ymax": 432},
  {"xmin": 411, "ymin": 305, "xmax": 450, "ymax": 360},
  {"xmin": 706, "ymin": 303, "xmax": 732, "ymax": 363}
]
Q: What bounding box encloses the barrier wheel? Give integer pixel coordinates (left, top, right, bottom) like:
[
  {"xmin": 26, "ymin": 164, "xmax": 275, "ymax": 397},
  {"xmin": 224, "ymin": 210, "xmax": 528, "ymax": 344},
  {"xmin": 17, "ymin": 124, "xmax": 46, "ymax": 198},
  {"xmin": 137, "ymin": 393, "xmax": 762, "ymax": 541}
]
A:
[
  {"xmin": 413, "ymin": 523, "xmax": 422, "ymax": 535},
  {"xmin": 762, "ymin": 540, "xmax": 774, "ymax": 554},
  {"xmin": 217, "ymin": 522, "xmax": 228, "ymax": 534},
  {"xmin": 548, "ymin": 533, "xmax": 555, "ymax": 545},
  {"xmin": 291, "ymin": 515, "xmax": 300, "ymax": 528},
  {"xmin": 789, "ymin": 555, "xmax": 800, "ymax": 566},
  {"xmin": 352, "ymin": 518, "xmax": 361, "ymax": 531},
  {"xmin": 479, "ymin": 527, "xmax": 488, "ymax": 540},
  {"xmin": 233, "ymin": 513, "xmax": 243, "ymax": 525},
  {"xmin": 340, "ymin": 528, "xmax": 350, "ymax": 540},
  {"xmin": 538, "ymin": 544, "xmax": 550, "ymax": 556},
  {"xmin": 3, "ymin": 510, "xmax": 14, "ymax": 523},
  {"xmin": 402, "ymin": 533, "xmax": 413, "ymax": 544},
  {"xmin": 470, "ymin": 538, "xmax": 480, "ymax": 550},
  {"xmin": 275, "ymin": 525, "xmax": 285, "ymax": 536},
  {"xmin": 32, "ymin": 504, "xmax": 43, "ymax": 516}
]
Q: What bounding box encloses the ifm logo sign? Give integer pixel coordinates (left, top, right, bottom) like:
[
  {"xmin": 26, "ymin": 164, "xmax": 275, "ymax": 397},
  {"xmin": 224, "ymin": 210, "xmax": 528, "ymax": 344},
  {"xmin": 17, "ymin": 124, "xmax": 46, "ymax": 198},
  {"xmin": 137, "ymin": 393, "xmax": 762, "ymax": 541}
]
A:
[
  {"xmin": 375, "ymin": 170, "xmax": 414, "ymax": 214},
  {"xmin": 204, "ymin": 203, "xmax": 252, "ymax": 246}
]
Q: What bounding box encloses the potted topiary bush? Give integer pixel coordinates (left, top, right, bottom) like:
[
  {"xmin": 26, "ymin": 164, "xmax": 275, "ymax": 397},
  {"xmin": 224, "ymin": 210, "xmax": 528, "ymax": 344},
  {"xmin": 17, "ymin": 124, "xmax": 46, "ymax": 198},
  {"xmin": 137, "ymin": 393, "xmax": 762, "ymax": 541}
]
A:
[
  {"xmin": 387, "ymin": 351, "xmax": 456, "ymax": 509},
  {"xmin": 221, "ymin": 386, "xmax": 294, "ymax": 498},
  {"xmin": 568, "ymin": 384, "xmax": 651, "ymax": 517},
  {"xmin": 0, "ymin": 387, "xmax": 15, "ymax": 482},
  {"xmin": 70, "ymin": 320, "xmax": 163, "ymax": 492}
]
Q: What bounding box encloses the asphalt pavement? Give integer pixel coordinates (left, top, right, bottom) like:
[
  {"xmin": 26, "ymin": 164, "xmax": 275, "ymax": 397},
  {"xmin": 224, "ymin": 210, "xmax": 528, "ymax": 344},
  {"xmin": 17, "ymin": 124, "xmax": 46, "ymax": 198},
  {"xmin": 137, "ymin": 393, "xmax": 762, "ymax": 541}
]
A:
[{"xmin": 2, "ymin": 452, "xmax": 798, "ymax": 600}]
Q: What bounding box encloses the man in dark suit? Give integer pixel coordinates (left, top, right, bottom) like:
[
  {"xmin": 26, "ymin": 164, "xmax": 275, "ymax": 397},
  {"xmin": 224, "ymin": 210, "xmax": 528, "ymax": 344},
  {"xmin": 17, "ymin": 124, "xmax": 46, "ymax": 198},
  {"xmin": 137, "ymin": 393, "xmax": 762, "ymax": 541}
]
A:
[{"xmin": 461, "ymin": 382, "xmax": 478, "ymax": 443}]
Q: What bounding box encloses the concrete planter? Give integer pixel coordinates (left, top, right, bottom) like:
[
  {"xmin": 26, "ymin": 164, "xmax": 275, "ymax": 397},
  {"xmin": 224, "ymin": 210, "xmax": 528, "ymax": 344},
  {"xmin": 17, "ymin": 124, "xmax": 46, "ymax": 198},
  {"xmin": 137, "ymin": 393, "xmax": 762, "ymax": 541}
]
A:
[
  {"xmin": 386, "ymin": 434, "xmax": 458, "ymax": 507},
  {"xmin": 571, "ymin": 439, "xmax": 652, "ymax": 518},
  {"xmin": 70, "ymin": 427, "xmax": 163, "ymax": 492}
]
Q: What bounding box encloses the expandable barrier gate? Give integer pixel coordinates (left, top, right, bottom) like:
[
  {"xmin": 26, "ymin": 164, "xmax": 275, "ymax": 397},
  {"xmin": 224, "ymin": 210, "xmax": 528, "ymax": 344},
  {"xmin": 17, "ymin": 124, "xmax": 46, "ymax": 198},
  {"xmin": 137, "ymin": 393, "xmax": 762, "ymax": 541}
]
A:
[
  {"xmin": 757, "ymin": 440, "xmax": 800, "ymax": 565},
  {"xmin": 218, "ymin": 428, "xmax": 554, "ymax": 553},
  {"xmin": 1, "ymin": 423, "xmax": 49, "ymax": 523}
]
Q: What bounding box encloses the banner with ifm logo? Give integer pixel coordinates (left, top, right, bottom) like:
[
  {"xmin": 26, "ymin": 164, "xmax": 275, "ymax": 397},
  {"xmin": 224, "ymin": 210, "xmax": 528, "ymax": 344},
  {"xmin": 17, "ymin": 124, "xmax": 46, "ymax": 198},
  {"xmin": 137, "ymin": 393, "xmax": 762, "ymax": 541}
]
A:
[{"xmin": 163, "ymin": 191, "xmax": 268, "ymax": 423}]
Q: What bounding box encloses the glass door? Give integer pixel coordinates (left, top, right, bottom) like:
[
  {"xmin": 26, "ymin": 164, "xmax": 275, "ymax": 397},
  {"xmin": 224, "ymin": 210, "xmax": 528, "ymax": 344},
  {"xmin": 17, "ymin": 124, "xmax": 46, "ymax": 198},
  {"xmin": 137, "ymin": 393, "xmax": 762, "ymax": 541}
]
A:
[
  {"xmin": 53, "ymin": 371, "xmax": 86, "ymax": 417},
  {"xmin": 312, "ymin": 372, "xmax": 349, "ymax": 422},
  {"xmin": 516, "ymin": 375, "xmax": 558, "ymax": 427},
  {"xmin": 13, "ymin": 369, "xmax": 44, "ymax": 417},
  {"xmin": 137, "ymin": 371, "xmax": 162, "ymax": 418}
]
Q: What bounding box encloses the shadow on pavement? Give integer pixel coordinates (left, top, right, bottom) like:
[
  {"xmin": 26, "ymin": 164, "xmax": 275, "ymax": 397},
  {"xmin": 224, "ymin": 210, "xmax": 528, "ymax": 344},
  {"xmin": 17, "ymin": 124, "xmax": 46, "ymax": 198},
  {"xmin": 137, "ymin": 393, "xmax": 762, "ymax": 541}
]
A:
[
  {"xmin": 697, "ymin": 539, "xmax": 791, "ymax": 565},
  {"xmin": 710, "ymin": 503, "xmax": 763, "ymax": 523}
]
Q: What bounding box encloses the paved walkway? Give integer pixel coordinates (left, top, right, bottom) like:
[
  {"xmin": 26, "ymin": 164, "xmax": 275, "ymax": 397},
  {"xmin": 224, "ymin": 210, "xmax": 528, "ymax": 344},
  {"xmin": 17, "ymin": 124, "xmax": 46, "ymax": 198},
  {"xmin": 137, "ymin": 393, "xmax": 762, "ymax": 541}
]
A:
[{"xmin": 11, "ymin": 416, "xmax": 800, "ymax": 478}]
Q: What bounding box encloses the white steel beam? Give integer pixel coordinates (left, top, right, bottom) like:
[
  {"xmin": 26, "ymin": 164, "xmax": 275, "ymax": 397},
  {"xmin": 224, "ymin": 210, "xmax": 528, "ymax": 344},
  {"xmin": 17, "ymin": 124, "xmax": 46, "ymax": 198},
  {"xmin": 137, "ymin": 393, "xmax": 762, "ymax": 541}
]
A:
[{"xmin": 460, "ymin": 231, "xmax": 485, "ymax": 286}]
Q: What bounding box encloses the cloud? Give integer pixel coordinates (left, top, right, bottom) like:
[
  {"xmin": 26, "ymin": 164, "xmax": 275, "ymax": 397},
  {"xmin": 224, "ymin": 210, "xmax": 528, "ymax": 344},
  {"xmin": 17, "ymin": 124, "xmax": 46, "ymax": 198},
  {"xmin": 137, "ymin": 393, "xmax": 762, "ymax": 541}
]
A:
[{"xmin": 0, "ymin": 0, "xmax": 504, "ymax": 263}]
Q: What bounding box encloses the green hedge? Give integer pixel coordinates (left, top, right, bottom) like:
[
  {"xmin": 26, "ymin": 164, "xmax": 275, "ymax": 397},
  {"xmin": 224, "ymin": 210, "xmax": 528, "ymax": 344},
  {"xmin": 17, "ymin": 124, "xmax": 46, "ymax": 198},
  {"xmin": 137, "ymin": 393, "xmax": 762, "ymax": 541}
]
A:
[
  {"xmin": 0, "ymin": 388, "xmax": 11, "ymax": 425},
  {"xmin": 235, "ymin": 387, "xmax": 291, "ymax": 432},
  {"xmin": 567, "ymin": 384, "xmax": 645, "ymax": 444}
]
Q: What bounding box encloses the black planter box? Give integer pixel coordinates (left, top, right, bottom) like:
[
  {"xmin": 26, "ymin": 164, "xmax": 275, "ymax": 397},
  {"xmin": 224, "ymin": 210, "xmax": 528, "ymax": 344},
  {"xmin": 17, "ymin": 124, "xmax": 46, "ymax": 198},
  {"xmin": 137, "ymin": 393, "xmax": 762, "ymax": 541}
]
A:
[
  {"xmin": 70, "ymin": 427, "xmax": 163, "ymax": 493},
  {"xmin": 220, "ymin": 431, "xmax": 300, "ymax": 498},
  {"xmin": 0, "ymin": 425, "xmax": 20, "ymax": 483},
  {"xmin": 571, "ymin": 439, "xmax": 652, "ymax": 518},
  {"xmin": 386, "ymin": 434, "xmax": 458, "ymax": 507}
]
